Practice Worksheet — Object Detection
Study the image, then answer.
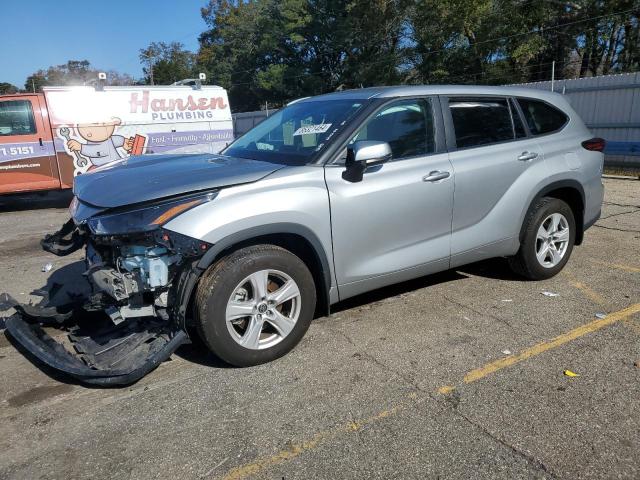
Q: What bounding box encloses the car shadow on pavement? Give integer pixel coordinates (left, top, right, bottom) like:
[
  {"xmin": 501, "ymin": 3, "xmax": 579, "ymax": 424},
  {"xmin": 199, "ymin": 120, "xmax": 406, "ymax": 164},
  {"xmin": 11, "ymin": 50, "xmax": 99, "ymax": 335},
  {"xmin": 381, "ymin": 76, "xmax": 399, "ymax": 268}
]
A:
[
  {"xmin": 178, "ymin": 262, "xmax": 518, "ymax": 369},
  {"xmin": 0, "ymin": 190, "xmax": 74, "ymax": 213},
  {"xmin": 331, "ymin": 269, "xmax": 469, "ymax": 314},
  {"xmin": 2, "ymin": 258, "xmax": 522, "ymax": 386},
  {"xmin": 173, "ymin": 341, "xmax": 233, "ymax": 369},
  {"xmin": 331, "ymin": 257, "xmax": 522, "ymax": 315},
  {"xmin": 456, "ymin": 257, "xmax": 524, "ymax": 281}
]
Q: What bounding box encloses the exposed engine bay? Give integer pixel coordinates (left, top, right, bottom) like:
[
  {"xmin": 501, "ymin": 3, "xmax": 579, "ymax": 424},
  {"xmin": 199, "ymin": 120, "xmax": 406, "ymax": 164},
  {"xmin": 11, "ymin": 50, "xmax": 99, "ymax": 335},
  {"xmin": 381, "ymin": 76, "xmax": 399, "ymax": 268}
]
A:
[
  {"xmin": 1, "ymin": 209, "xmax": 213, "ymax": 386},
  {"xmin": 84, "ymin": 229, "xmax": 207, "ymax": 324}
]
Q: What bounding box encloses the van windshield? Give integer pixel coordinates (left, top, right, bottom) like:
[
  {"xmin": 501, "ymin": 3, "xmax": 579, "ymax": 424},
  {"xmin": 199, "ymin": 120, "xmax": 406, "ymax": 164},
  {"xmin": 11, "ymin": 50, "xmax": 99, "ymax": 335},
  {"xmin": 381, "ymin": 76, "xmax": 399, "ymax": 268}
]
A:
[{"xmin": 224, "ymin": 99, "xmax": 366, "ymax": 165}]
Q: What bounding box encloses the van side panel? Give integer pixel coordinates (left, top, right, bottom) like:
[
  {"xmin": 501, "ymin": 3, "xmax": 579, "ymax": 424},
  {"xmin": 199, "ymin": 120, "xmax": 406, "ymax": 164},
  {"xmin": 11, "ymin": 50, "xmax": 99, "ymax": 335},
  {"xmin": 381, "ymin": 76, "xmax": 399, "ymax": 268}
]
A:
[{"xmin": 44, "ymin": 86, "xmax": 234, "ymax": 181}]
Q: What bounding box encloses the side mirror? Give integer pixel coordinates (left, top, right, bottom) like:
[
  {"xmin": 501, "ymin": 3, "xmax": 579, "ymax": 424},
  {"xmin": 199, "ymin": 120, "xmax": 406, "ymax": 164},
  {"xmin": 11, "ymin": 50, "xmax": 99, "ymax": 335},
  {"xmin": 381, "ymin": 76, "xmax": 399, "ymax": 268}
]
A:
[{"xmin": 342, "ymin": 141, "xmax": 392, "ymax": 182}]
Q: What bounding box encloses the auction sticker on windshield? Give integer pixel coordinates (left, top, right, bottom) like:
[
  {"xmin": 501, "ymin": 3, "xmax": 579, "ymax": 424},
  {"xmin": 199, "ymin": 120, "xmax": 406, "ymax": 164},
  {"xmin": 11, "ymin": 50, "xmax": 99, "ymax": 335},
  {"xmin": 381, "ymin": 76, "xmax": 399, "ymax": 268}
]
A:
[{"xmin": 293, "ymin": 123, "xmax": 332, "ymax": 136}]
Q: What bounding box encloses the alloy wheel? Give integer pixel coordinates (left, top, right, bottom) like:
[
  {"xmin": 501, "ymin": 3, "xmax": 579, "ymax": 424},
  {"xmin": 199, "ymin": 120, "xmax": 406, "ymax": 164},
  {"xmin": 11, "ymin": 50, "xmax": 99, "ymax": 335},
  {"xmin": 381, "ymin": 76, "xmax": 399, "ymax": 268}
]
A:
[
  {"xmin": 535, "ymin": 213, "xmax": 570, "ymax": 268},
  {"xmin": 225, "ymin": 269, "xmax": 302, "ymax": 350}
]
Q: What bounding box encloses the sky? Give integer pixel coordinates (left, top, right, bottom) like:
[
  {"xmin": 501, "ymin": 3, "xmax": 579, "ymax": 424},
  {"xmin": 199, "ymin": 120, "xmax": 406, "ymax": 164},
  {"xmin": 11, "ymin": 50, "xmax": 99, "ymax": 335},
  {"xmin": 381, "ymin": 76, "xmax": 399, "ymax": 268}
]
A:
[{"xmin": 0, "ymin": 0, "xmax": 207, "ymax": 88}]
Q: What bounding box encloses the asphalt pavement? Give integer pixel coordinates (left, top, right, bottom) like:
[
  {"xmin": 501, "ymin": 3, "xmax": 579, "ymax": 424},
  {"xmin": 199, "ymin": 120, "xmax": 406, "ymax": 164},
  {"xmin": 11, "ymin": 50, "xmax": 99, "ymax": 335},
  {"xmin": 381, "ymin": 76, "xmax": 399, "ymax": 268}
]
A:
[{"xmin": 0, "ymin": 178, "xmax": 638, "ymax": 479}]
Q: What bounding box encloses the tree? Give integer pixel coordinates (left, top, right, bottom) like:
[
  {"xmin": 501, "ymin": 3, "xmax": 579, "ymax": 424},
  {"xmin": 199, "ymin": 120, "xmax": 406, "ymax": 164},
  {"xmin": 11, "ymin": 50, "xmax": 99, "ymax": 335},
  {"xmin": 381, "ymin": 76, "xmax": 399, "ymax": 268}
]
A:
[
  {"xmin": 24, "ymin": 60, "xmax": 136, "ymax": 92},
  {"xmin": 24, "ymin": 71, "xmax": 48, "ymax": 93},
  {"xmin": 105, "ymin": 70, "xmax": 137, "ymax": 86},
  {"xmin": 139, "ymin": 42, "xmax": 199, "ymax": 85},
  {"xmin": 0, "ymin": 82, "xmax": 19, "ymax": 94},
  {"xmin": 199, "ymin": 0, "xmax": 410, "ymax": 111},
  {"xmin": 197, "ymin": 0, "xmax": 640, "ymax": 110}
]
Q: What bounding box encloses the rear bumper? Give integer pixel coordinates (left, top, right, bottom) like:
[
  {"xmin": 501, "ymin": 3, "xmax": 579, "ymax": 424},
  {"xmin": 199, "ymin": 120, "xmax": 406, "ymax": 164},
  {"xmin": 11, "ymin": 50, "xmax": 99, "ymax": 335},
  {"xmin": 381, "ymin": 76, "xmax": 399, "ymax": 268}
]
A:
[
  {"xmin": 584, "ymin": 179, "xmax": 604, "ymax": 231},
  {"xmin": 5, "ymin": 313, "xmax": 188, "ymax": 386}
]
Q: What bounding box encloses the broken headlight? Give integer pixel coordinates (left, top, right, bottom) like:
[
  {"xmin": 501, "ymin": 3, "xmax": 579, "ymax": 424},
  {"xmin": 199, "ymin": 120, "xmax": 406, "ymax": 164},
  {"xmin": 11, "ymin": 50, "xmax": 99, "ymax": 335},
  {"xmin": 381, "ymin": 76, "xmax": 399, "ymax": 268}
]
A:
[{"xmin": 87, "ymin": 191, "xmax": 217, "ymax": 235}]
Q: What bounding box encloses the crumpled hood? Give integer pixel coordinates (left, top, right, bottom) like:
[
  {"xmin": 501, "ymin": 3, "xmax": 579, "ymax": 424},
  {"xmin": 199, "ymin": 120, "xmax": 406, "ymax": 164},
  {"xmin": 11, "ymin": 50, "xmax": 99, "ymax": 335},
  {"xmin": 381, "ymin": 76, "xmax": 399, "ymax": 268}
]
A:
[{"xmin": 73, "ymin": 154, "xmax": 285, "ymax": 208}]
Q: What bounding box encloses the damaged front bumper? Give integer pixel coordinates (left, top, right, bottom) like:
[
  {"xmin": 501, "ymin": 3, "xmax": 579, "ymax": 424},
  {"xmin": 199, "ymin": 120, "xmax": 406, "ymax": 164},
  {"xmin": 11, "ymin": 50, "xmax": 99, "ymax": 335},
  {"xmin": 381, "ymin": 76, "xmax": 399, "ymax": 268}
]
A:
[
  {"xmin": 4, "ymin": 312, "xmax": 188, "ymax": 386},
  {"xmin": 3, "ymin": 210, "xmax": 212, "ymax": 386}
]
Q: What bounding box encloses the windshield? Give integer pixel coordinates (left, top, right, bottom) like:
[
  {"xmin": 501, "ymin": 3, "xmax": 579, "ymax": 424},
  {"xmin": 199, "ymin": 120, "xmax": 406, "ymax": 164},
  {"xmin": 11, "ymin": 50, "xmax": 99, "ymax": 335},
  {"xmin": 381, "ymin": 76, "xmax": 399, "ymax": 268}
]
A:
[{"xmin": 224, "ymin": 99, "xmax": 367, "ymax": 165}]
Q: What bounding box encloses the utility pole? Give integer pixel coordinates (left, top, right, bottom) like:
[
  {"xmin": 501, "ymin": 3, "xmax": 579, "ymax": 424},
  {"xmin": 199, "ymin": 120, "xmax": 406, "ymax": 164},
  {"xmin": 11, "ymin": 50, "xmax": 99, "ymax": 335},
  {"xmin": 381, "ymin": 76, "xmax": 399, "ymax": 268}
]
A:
[
  {"xmin": 140, "ymin": 52, "xmax": 155, "ymax": 86},
  {"xmin": 551, "ymin": 61, "xmax": 555, "ymax": 92}
]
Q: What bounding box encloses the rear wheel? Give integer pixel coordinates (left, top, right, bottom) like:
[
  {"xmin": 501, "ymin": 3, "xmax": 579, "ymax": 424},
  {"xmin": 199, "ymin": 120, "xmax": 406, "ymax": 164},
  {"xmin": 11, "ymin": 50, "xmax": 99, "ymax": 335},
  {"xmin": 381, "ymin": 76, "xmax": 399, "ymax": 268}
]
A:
[
  {"xmin": 509, "ymin": 197, "xmax": 576, "ymax": 280},
  {"xmin": 194, "ymin": 244, "xmax": 316, "ymax": 366}
]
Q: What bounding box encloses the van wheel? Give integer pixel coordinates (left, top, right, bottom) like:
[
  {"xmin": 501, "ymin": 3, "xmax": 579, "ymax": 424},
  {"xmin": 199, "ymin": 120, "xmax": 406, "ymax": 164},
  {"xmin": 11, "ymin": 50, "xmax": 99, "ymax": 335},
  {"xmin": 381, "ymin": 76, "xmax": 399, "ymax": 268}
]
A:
[
  {"xmin": 194, "ymin": 245, "xmax": 316, "ymax": 367},
  {"xmin": 509, "ymin": 197, "xmax": 576, "ymax": 280}
]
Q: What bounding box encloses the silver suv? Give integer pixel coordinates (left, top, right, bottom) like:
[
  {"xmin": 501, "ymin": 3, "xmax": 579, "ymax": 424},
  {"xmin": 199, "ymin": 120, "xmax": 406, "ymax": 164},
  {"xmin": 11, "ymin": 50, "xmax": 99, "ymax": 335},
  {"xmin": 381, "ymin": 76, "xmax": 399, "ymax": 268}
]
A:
[{"xmin": 4, "ymin": 86, "xmax": 604, "ymax": 385}]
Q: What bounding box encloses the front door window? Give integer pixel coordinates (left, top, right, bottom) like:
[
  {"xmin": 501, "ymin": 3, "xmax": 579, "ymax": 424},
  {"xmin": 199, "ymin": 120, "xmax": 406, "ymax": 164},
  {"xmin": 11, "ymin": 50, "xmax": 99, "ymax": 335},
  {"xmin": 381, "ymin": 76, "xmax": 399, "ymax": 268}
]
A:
[
  {"xmin": 349, "ymin": 99, "xmax": 435, "ymax": 159},
  {"xmin": 0, "ymin": 100, "xmax": 37, "ymax": 136}
]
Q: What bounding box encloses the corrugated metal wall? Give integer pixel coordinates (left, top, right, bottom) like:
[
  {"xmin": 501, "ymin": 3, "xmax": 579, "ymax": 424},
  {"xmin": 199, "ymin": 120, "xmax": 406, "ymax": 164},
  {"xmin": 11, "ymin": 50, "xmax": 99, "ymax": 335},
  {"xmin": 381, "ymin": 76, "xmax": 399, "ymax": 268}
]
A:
[
  {"xmin": 514, "ymin": 72, "xmax": 640, "ymax": 168},
  {"xmin": 232, "ymin": 110, "xmax": 272, "ymax": 137}
]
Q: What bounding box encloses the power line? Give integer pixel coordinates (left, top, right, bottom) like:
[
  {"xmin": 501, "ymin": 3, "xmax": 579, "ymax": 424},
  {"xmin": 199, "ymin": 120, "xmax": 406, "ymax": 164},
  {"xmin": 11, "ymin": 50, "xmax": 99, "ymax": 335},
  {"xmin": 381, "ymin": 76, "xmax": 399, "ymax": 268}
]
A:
[
  {"xmin": 213, "ymin": 7, "xmax": 636, "ymax": 79},
  {"xmin": 220, "ymin": 8, "xmax": 637, "ymax": 88},
  {"xmin": 411, "ymin": 7, "xmax": 637, "ymax": 55},
  {"xmin": 125, "ymin": 6, "xmax": 636, "ymax": 86}
]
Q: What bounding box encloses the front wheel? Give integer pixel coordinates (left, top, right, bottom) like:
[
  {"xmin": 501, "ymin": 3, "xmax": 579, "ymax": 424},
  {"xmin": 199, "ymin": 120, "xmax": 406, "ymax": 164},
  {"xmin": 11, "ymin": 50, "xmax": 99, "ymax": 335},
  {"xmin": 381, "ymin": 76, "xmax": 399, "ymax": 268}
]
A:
[
  {"xmin": 509, "ymin": 197, "xmax": 576, "ymax": 280},
  {"xmin": 194, "ymin": 244, "xmax": 316, "ymax": 366}
]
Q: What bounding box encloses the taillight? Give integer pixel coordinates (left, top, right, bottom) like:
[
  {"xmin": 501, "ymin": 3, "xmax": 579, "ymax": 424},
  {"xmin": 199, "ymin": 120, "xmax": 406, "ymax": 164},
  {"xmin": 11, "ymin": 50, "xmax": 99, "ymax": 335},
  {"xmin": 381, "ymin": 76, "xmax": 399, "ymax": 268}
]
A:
[{"xmin": 582, "ymin": 137, "xmax": 605, "ymax": 152}]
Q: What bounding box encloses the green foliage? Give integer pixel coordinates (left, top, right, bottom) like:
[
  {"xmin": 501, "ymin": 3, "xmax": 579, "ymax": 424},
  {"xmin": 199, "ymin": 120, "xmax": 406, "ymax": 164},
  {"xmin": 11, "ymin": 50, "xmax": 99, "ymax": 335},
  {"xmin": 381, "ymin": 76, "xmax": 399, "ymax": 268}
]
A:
[
  {"xmin": 0, "ymin": 82, "xmax": 20, "ymax": 94},
  {"xmin": 139, "ymin": 42, "xmax": 199, "ymax": 85},
  {"xmin": 18, "ymin": 2, "xmax": 638, "ymax": 108},
  {"xmin": 23, "ymin": 60, "xmax": 135, "ymax": 92},
  {"xmin": 197, "ymin": 0, "xmax": 639, "ymax": 111}
]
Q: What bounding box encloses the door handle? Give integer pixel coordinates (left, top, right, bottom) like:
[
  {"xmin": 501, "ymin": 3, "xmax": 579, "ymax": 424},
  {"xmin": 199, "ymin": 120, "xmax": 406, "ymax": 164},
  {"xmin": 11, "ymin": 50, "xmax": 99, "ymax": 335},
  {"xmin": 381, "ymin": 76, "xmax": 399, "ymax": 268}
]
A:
[
  {"xmin": 518, "ymin": 151, "xmax": 539, "ymax": 161},
  {"xmin": 423, "ymin": 170, "xmax": 450, "ymax": 182}
]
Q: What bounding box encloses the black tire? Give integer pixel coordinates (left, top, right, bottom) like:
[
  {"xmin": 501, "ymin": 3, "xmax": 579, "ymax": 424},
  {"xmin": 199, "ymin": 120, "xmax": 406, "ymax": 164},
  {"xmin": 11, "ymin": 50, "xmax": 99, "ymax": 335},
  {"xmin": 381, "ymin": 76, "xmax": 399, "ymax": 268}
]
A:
[
  {"xmin": 508, "ymin": 197, "xmax": 576, "ymax": 280},
  {"xmin": 194, "ymin": 244, "xmax": 316, "ymax": 367}
]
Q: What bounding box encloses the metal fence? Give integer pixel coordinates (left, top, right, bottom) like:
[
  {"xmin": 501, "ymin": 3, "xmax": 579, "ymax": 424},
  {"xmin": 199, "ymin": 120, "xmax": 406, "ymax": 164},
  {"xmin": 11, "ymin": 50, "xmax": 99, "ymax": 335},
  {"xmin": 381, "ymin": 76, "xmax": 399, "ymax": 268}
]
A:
[
  {"xmin": 514, "ymin": 72, "xmax": 640, "ymax": 169},
  {"xmin": 232, "ymin": 110, "xmax": 272, "ymax": 137}
]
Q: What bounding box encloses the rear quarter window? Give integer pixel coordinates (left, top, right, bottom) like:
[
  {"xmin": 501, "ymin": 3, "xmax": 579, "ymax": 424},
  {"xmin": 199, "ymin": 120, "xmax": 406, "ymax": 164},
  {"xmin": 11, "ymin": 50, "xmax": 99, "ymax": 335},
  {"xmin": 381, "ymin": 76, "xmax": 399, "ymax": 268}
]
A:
[{"xmin": 517, "ymin": 98, "xmax": 568, "ymax": 135}]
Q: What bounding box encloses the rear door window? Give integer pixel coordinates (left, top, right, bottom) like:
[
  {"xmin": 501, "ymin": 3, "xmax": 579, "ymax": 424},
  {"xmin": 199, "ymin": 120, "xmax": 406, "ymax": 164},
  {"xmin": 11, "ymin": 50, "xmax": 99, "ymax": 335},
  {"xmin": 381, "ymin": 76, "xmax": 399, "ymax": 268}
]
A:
[
  {"xmin": 517, "ymin": 98, "xmax": 568, "ymax": 135},
  {"xmin": 0, "ymin": 100, "xmax": 37, "ymax": 136},
  {"xmin": 448, "ymin": 97, "xmax": 514, "ymax": 148}
]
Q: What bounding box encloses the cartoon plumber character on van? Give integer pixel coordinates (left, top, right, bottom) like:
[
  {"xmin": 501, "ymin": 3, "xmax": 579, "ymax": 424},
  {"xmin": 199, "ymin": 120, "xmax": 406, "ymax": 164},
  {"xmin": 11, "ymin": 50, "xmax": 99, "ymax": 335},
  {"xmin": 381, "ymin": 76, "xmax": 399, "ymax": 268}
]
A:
[{"xmin": 65, "ymin": 117, "xmax": 135, "ymax": 170}]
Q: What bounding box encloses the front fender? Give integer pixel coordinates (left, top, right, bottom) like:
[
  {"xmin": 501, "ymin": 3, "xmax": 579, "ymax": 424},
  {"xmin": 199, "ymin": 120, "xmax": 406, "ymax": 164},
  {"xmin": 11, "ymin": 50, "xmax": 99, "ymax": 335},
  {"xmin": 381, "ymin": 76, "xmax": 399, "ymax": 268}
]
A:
[{"xmin": 164, "ymin": 166, "xmax": 336, "ymax": 318}]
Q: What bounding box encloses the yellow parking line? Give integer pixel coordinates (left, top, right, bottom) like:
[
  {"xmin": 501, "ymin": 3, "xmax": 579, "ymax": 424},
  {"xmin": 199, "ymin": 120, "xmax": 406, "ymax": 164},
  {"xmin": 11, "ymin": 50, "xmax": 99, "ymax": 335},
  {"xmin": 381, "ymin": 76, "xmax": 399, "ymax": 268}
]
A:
[
  {"xmin": 437, "ymin": 385, "xmax": 455, "ymax": 395},
  {"xmin": 222, "ymin": 303, "xmax": 640, "ymax": 479},
  {"xmin": 570, "ymin": 281, "xmax": 608, "ymax": 306},
  {"xmin": 609, "ymin": 263, "xmax": 640, "ymax": 273},
  {"xmin": 591, "ymin": 260, "xmax": 640, "ymax": 273},
  {"xmin": 462, "ymin": 303, "xmax": 640, "ymax": 384},
  {"xmin": 562, "ymin": 272, "xmax": 608, "ymax": 307},
  {"xmin": 222, "ymin": 404, "xmax": 405, "ymax": 480}
]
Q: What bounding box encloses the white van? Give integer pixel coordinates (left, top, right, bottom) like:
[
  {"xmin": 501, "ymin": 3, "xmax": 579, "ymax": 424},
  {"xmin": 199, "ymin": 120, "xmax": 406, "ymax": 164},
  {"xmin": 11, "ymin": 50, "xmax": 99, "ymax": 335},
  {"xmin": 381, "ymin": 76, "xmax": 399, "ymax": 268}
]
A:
[{"xmin": 0, "ymin": 84, "xmax": 234, "ymax": 194}]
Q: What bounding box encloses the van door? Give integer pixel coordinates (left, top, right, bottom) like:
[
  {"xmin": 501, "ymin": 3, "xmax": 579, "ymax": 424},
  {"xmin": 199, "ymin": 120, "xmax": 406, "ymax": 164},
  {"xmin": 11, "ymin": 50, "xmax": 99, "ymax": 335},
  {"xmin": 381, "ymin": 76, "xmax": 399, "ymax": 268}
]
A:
[
  {"xmin": 325, "ymin": 97, "xmax": 454, "ymax": 300},
  {"xmin": 443, "ymin": 96, "xmax": 545, "ymax": 266},
  {"xmin": 0, "ymin": 95, "xmax": 60, "ymax": 194}
]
